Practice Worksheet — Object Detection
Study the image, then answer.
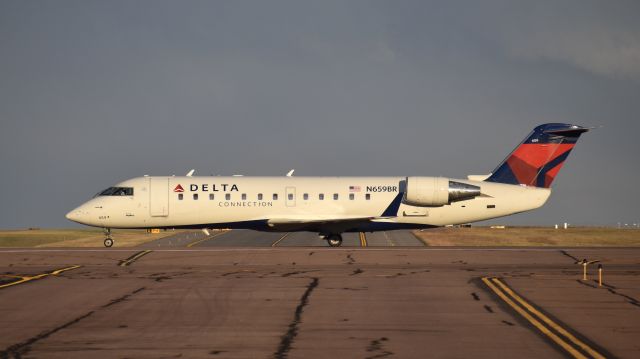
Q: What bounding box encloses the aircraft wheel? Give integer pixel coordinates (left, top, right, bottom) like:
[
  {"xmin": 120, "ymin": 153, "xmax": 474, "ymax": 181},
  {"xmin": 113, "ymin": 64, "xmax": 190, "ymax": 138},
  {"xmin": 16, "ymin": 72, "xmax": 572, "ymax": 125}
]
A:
[
  {"xmin": 327, "ymin": 234, "xmax": 343, "ymax": 247},
  {"xmin": 104, "ymin": 238, "xmax": 114, "ymax": 247}
]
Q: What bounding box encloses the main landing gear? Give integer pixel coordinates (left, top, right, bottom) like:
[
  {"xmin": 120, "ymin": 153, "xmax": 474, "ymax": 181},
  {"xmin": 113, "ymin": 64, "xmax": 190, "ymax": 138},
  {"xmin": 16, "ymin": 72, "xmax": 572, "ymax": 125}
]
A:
[
  {"xmin": 324, "ymin": 234, "xmax": 343, "ymax": 247},
  {"xmin": 103, "ymin": 228, "xmax": 114, "ymax": 248}
]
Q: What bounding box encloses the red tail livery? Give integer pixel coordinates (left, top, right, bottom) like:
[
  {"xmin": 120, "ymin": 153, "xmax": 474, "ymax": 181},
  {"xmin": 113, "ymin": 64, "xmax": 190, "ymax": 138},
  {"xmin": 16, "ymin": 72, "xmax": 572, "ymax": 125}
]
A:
[{"xmin": 486, "ymin": 123, "xmax": 589, "ymax": 188}]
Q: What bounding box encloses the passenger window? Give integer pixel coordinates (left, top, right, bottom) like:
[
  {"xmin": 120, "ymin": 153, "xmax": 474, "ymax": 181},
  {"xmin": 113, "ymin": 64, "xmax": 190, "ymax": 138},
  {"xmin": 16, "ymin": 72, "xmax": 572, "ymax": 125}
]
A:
[
  {"xmin": 209, "ymin": 194, "xmax": 214, "ymax": 200},
  {"xmin": 349, "ymin": 193, "xmax": 354, "ymax": 200},
  {"xmin": 242, "ymin": 193, "xmax": 247, "ymax": 200},
  {"xmin": 366, "ymin": 194, "xmax": 371, "ymax": 200},
  {"xmin": 193, "ymin": 193, "xmax": 198, "ymax": 200},
  {"xmin": 319, "ymin": 194, "xmax": 324, "ymax": 200},
  {"xmin": 273, "ymin": 194, "xmax": 278, "ymax": 200},
  {"xmin": 258, "ymin": 193, "xmax": 263, "ymax": 200},
  {"xmin": 178, "ymin": 194, "xmax": 183, "ymax": 200},
  {"xmin": 288, "ymin": 193, "xmax": 294, "ymax": 200},
  {"xmin": 303, "ymin": 193, "xmax": 309, "ymax": 200},
  {"xmin": 333, "ymin": 193, "xmax": 339, "ymax": 200},
  {"xmin": 225, "ymin": 193, "xmax": 231, "ymax": 200}
]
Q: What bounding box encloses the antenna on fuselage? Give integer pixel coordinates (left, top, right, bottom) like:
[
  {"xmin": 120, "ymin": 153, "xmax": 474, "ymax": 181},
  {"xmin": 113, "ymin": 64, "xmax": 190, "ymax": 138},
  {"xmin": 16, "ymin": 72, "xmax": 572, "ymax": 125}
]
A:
[
  {"xmin": 186, "ymin": 169, "xmax": 195, "ymax": 177},
  {"xmin": 286, "ymin": 169, "xmax": 295, "ymax": 177}
]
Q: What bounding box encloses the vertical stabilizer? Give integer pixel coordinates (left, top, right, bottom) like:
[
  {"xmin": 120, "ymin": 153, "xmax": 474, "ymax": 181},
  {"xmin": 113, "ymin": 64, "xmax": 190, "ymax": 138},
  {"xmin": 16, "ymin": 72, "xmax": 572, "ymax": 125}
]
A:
[{"xmin": 485, "ymin": 123, "xmax": 589, "ymax": 188}]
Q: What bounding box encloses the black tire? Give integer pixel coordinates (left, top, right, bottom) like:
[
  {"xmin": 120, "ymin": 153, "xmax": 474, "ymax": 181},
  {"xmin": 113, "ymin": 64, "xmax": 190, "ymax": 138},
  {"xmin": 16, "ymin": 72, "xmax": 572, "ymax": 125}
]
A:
[
  {"xmin": 104, "ymin": 238, "xmax": 114, "ymax": 247},
  {"xmin": 327, "ymin": 234, "xmax": 343, "ymax": 247}
]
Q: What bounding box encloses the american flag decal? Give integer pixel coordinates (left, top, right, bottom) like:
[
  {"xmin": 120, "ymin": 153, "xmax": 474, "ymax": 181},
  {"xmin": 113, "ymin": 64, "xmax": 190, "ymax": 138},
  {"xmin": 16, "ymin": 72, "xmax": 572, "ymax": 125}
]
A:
[{"xmin": 349, "ymin": 186, "xmax": 361, "ymax": 192}]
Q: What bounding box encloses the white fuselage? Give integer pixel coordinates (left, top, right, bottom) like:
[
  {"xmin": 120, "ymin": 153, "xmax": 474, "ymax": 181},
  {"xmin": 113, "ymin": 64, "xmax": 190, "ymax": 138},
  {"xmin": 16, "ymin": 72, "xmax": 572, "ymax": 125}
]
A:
[{"xmin": 66, "ymin": 176, "xmax": 551, "ymax": 232}]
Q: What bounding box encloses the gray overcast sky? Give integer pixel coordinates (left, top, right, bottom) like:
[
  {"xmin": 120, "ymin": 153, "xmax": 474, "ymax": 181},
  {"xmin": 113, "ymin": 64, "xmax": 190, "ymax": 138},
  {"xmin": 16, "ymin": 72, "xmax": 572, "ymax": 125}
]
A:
[{"xmin": 1, "ymin": 1, "xmax": 639, "ymax": 228}]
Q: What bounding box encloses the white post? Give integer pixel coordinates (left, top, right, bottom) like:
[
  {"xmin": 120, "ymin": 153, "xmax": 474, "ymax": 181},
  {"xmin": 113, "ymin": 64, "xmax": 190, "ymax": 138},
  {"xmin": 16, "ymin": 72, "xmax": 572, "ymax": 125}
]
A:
[{"xmin": 564, "ymin": 222, "xmax": 568, "ymax": 229}]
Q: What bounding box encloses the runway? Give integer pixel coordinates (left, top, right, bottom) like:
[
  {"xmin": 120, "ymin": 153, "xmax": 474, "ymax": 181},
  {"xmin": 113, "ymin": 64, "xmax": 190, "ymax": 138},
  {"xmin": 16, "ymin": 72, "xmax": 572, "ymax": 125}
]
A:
[{"xmin": 1, "ymin": 245, "xmax": 639, "ymax": 358}]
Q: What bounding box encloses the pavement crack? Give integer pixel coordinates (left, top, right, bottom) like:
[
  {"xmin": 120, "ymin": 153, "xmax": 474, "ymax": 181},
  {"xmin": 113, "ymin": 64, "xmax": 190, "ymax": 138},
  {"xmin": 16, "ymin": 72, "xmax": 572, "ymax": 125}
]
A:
[
  {"xmin": 1, "ymin": 311, "xmax": 95, "ymax": 359},
  {"xmin": 273, "ymin": 277, "xmax": 319, "ymax": 359},
  {"xmin": 606, "ymin": 289, "xmax": 640, "ymax": 308},
  {"xmin": 350, "ymin": 268, "xmax": 364, "ymax": 276},
  {"xmin": 0, "ymin": 286, "xmax": 145, "ymax": 358},
  {"xmin": 281, "ymin": 270, "xmax": 317, "ymax": 278},
  {"xmin": 346, "ymin": 253, "xmax": 355, "ymax": 265},
  {"xmin": 221, "ymin": 271, "xmax": 243, "ymax": 277},
  {"xmin": 576, "ymin": 280, "xmax": 640, "ymax": 308},
  {"xmin": 559, "ymin": 250, "xmax": 579, "ymax": 262},
  {"xmin": 365, "ymin": 337, "xmax": 393, "ymax": 359},
  {"xmin": 118, "ymin": 250, "xmax": 152, "ymax": 267},
  {"xmin": 102, "ymin": 287, "xmax": 145, "ymax": 308}
]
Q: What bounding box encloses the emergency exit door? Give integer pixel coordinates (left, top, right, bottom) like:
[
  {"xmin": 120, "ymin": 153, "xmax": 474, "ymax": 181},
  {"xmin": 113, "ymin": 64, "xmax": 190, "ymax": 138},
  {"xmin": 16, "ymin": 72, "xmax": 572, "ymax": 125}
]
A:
[
  {"xmin": 285, "ymin": 187, "xmax": 296, "ymax": 207},
  {"xmin": 149, "ymin": 177, "xmax": 169, "ymax": 216}
]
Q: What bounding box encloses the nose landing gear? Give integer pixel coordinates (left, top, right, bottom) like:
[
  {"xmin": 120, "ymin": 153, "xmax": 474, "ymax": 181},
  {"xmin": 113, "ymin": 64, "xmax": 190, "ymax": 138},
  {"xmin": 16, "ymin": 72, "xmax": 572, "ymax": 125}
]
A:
[{"xmin": 103, "ymin": 228, "xmax": 114, "ymax": 247}]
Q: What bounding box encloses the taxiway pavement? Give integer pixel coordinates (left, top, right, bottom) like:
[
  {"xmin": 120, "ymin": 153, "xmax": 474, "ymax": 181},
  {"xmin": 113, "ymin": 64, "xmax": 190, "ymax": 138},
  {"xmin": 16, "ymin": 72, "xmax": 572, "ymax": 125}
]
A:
[
  {"xmin": 139, "ymin": 229, "xmax": 426, "ymax": 248},
  {"xmin": 1, "ymin": 246, "xmax": 639, "ymax": 358}
]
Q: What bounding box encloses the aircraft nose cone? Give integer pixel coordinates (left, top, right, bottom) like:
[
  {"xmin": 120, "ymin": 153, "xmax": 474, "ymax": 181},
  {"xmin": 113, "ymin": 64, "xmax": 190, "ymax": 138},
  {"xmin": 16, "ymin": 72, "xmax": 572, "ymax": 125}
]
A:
[
  {"xmin": 65, "ymin": 210, "xmax": 80, "ymax": 222},
  {"xmin": 65, "ymin": 206, "xmax": 88, "ymax": 224}
]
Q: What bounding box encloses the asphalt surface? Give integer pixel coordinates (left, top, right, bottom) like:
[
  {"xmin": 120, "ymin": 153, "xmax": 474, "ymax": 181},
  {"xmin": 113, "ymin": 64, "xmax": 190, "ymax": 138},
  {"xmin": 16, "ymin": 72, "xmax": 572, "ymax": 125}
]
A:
[
  {"xmin": 140, "ymin": 229, "xmax": 427, "ymax": 248},
  {"xmin": 1, "ymin": 244, "xmax": 640, "ymax": 358}
]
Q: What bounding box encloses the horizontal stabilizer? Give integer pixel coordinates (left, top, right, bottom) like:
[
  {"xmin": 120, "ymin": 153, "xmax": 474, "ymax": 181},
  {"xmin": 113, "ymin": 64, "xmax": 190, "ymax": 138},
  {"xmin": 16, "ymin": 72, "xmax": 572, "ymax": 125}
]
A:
[{"xmin": 467, "ymin": 174, "xmax": 491, "ymax": 181}]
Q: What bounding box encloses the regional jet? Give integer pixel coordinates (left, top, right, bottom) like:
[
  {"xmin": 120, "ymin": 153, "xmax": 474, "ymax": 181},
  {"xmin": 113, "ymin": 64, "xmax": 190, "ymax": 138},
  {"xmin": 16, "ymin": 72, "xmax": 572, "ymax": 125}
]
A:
[{"xmin": 66, "ymin": 123, "xmax": 589, "ymax": 247}]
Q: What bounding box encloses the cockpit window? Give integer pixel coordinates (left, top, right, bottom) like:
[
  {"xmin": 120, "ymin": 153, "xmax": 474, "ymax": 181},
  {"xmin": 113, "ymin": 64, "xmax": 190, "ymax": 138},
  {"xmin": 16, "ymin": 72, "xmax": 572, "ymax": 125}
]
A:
[{"xmin": 96, "ymin": 187, "xmax": 134, "ymax": 196}]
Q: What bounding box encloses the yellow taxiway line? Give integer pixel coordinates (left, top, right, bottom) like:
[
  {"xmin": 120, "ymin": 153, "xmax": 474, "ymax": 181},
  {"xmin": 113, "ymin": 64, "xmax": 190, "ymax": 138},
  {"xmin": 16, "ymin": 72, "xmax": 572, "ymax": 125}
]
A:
[
  {"xmin": 359, "ymin": 232, "xmax": 367, "ymax": 247},
  {"xmin": 482, "ymin": 277, "xmax": 605, "ymax": 359},
  {"xmin": 0, "ymin": 265, "xmax": 81, "ymax": 290},
  {"xmin": 119, "ymin": 250, "xmax": 152, "ymax": 267},
  {"xmin": 271, "ymin": 233, "xmax": 290, "ymax": 247},
  {"xmin": 186, "ymin": 230, "xmax": 230, "ymax": 248}
]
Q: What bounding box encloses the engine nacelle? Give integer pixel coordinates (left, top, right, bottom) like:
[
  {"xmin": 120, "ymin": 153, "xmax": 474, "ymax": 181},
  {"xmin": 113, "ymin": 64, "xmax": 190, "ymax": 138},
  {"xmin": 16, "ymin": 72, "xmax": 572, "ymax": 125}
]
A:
[{"xmin": 404, "ymin": 177, "xmax": 481, "ymax": 207}]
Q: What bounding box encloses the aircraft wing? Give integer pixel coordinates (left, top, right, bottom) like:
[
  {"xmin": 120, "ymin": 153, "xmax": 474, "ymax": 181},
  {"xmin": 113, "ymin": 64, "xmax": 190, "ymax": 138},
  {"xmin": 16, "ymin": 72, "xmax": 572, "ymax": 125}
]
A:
[
  {"xmin": 263, "ymin": 192, "xmax": 404, "ymax": 232},
  {"xmin": 267, "ymin": 192, "xmax": 403, "ymax": 233},
  {"xmin": 267, "ymin": 214, "xmax": 374, "ymax": 224},
  {"xmin": 266, "ymin": 215, "xmax": 380, "ymax": 233}
]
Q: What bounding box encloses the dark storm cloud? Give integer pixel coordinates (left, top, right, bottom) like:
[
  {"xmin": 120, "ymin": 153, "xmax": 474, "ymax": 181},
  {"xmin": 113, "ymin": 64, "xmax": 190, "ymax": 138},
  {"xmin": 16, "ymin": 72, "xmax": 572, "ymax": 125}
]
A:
[{"xmin": 1, "ymin": 0, "xmax": 639, "ymax": 227}]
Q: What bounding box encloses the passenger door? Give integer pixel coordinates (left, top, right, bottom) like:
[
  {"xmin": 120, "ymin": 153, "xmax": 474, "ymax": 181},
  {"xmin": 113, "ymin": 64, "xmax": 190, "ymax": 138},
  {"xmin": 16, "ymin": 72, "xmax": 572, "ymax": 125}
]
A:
[{"xmin": 149, "ymin": 177, "xmax": 169, "ymax": 217}]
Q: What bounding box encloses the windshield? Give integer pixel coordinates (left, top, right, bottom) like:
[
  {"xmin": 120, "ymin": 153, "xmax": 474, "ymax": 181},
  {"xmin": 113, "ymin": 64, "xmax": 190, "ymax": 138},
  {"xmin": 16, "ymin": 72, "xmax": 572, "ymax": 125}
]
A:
[{"xmin": 95, "ymin": 187, "xmax": 134, "ymax": 197}]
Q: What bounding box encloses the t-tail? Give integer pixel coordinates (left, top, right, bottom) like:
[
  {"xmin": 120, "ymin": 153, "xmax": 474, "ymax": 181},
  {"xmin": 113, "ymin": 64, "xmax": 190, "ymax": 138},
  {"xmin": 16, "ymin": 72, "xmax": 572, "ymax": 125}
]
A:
[{"xmin": 485, "ymin": 123, "xmax": 589, "ymax": 188}]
